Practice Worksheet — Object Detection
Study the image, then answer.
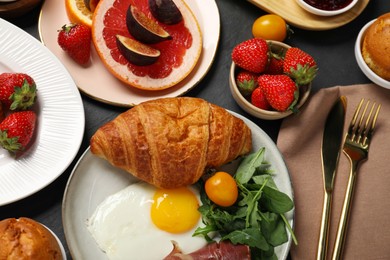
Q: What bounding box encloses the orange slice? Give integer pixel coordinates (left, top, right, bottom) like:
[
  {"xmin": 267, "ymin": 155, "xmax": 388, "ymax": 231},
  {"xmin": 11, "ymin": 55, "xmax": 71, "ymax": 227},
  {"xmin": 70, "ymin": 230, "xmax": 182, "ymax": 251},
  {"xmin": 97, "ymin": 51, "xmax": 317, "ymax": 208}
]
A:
[
  {"xmin": 65, "ymin": 0, "xmax": 94, "ymax": 27},
  {"xmin": 92, "ymin": 0, "xmax": 202, "ymax": 91}
]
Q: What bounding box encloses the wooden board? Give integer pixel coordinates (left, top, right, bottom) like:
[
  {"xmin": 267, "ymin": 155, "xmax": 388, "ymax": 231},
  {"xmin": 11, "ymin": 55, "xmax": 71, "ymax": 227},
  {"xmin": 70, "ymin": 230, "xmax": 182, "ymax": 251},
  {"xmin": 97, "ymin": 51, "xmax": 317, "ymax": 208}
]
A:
[
  {"xmin": 247, "ymin": 0, "xmax": 370, "ymax": 31},
  {"xmin": 0, "ymin": 0, "xmax": 42, "ymax": 19}
]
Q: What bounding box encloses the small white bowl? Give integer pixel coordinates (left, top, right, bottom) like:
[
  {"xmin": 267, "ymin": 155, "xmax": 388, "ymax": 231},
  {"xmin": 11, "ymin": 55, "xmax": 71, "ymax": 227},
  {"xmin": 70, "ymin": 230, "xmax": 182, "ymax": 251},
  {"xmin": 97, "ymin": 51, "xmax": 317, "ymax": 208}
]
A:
[
  {"xmin": 229, "ymin": 41, "xmax": 311, "ymax": 120},
  {"xmin": 355, "ymin": 19, "xmax": 390, "ymax": 89},
  {"xmin": 296, "ymin": 0, "xmax": 358, "ymax": 16},
  {"xmin": 44, "ymin": 225, "xmax": 67, "ymax": 260}
]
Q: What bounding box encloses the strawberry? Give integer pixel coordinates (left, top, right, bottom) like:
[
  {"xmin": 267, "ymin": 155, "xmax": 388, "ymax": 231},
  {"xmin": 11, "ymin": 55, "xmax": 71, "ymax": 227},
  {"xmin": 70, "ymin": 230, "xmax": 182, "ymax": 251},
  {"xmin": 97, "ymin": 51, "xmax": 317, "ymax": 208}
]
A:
[
  {"xmin": 232, "ymin": 38, "xmax": 269, "ymax": 73},
  {"xmin": 251, "ymin": 87, "xmax": 271, "ymax": 110},
  {"xmin": 283, "ymin": 47, "xmax": 317, "ymax": 85},
  {"xmin": 0, "ymin": 73, "xmax": 37, "ymax": 111},
  {"xmin": 0, "ymin": 102, "xmax": 4, "ymax": 122},
  {"xmin": 264, "ymin": 56, "xmax": 284, "ymax": 75},
  {"xmin": 236, "ymin": 70, "xmax": 258, "ymax": 97},
  {"xmin": 58, "ymin": 23, "xmax": 91, "ymax": 65},
  {"xmin": 258, "ymin": 74, "xmax": 298, "ymax": 112},
  {"xmin": 0, "ymin": 111, "xmax": 36, "ymax": 153}
]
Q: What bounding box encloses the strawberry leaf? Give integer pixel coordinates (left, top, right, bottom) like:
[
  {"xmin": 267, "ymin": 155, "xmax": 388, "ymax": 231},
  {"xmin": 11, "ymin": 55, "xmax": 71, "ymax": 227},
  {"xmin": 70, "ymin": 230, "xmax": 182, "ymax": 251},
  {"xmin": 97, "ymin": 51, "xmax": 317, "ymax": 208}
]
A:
[
  {"xmin": 0, "ymin": 130, "xmax": 22, "ymax": 153},
  {"xmin": 288, "ymin": 64, "xmax": 318, "ymax": 85},
  {"xmin": 288, "ymin": 88, "xmax": 300, "ymax": 114},
  {"xmin": 9, "ymin": 79, "xmax": 37, "ymax": 110},
  {"xmin": 237, "ymin": 79, "xmax": 256, "ymax": 97}
]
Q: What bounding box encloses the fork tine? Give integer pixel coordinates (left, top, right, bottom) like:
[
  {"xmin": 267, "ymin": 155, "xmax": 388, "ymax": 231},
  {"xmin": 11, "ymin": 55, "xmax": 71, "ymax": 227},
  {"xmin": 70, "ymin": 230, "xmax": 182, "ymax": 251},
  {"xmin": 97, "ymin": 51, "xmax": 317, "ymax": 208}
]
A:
[
  {"xmin": 371, "ymin": 103, "xmax": 381, "ymax": 130},
  {"xmin": 348, "ymin": 99, "xmax": 364, "ymax": 141},
  {"xmin": 355, "ymin": 100, "xmax": 370, "ymax": 143},
  {"xmin": 362, "ymin": 102, "xmax": 381, "ymax": 146},
  {"xmin": 347, "ymin": 99, "xmax": 381, "ymax": 146}
]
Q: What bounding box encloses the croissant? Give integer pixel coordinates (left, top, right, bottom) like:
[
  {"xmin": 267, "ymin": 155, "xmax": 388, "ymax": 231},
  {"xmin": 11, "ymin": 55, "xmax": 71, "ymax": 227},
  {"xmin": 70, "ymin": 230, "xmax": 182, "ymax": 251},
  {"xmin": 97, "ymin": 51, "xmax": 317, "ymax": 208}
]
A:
[{"xmin": 90, "ymin": 97, "xmax": 252, "ymax": 188}]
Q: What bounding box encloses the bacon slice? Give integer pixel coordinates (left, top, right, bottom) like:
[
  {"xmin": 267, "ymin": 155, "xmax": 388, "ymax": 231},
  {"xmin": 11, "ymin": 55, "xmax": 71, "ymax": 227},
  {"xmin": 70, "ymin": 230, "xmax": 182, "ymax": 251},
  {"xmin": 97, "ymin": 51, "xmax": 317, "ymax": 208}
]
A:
[{"xmin": 163, "ymin": 240, "xmax": 251, "ymax": 260}]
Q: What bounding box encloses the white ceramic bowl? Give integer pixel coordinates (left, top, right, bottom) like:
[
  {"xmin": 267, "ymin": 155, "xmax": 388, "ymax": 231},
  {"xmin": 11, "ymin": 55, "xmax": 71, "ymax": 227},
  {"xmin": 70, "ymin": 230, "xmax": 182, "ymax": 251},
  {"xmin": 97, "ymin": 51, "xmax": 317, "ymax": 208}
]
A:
[
  {"xmin": 229, "ymin": 41, "xmax": 311, "ymax": 120},
  {"xmin": 296, "ymin": 0, "xmax": 358, "ymax": 16},
  {"xmin": 355, "ymin": 19, "xmax": 390, "ymax": 89},
  {"xmin": 44, "ymin": 225, "xmax": 67, "ymax": 260}
]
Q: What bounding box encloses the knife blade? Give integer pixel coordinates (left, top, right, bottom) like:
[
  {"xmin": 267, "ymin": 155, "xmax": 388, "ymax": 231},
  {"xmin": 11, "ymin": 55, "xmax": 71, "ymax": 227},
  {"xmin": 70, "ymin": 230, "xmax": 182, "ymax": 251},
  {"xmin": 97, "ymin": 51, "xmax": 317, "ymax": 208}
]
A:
[{"xmin": 317, "ymin": 96, "xmax": 347, "ymax": 260}]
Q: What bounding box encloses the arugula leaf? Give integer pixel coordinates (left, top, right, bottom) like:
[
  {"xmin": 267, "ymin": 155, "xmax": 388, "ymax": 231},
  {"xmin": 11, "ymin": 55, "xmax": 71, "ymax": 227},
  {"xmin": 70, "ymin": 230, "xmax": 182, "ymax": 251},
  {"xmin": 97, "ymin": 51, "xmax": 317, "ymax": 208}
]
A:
[
  {"xmin": 268, "ymin": 216, "xmax": 288, "ymax": 246},
  {"xmin": 252, "ymin": 247, "xmax": 277, "ymax": 260},
  {"xmin": 222, "ymin": 227, "xmax": 269, "ymax": 251},
  {"xmin": 234, "ymin": 206, "xmax": 249, "ymax": 219},
  {"xmin": 261, "ymin": 212, "xmax": 288, "ymax": 246},
  {"xmin": 192, "ymin": 224, "xmax": 217, "ymax": 242},
  {"xmin": 244, "ymin": 179, "xmax": 266, "ymax": 228},
  {"xmin": 261, "ymin": 186, "xmax": 294, "ymax": 214},
  {"xmin": 255, "ymin": 163, "xmax": 273, "ymax": 175},
  {"xmin": 253, "ymin": 175, "xmax": 278, "ymax": 190},
  {"xmin": 235, "ymin": 147, "xmax": 265, "ymax": 184}
]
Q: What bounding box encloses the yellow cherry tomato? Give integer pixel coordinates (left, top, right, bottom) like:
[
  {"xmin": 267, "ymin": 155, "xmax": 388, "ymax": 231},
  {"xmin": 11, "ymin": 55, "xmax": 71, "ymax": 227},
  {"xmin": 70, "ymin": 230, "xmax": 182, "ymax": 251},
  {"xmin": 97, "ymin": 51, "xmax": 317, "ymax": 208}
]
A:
[
  {"xmin": 205, "ymin": 171, "xmax": 238, "ymax": 207},
  {"xmin": 252, "ymin": 14, "xmax": 288, "ymax": 42}
]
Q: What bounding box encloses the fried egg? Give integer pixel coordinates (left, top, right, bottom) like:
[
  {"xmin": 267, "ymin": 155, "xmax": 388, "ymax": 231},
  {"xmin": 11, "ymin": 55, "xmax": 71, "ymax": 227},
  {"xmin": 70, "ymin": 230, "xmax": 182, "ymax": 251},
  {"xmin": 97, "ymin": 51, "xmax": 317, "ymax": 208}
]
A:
[{"xmin": 86, "ymin": 182, "xmax": 207, "ymax": 259}]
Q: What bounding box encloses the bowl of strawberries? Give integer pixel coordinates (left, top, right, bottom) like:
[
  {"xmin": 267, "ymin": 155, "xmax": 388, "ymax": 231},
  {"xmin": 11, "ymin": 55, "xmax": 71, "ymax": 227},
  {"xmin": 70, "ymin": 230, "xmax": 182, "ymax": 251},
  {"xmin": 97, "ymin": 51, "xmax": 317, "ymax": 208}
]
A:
[{"xmin": 229, "ymin": 39, "xmax": 316, "ymax": 120}]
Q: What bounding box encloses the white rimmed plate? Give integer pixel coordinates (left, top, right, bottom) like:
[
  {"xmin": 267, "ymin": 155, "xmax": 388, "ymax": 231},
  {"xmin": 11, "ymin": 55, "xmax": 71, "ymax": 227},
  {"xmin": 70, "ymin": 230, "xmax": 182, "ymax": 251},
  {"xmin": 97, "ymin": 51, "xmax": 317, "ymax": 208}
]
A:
[
  {"xmin": 38, "ymin": 0, "xmax": 220, "ymax": 107},
  {"xmin": 0, "ymin": 18, "xmax": 85, "ymax": 206},
  {"xmin": 62, "ymin": 111, "xmax": 294, "ymax": 259}
]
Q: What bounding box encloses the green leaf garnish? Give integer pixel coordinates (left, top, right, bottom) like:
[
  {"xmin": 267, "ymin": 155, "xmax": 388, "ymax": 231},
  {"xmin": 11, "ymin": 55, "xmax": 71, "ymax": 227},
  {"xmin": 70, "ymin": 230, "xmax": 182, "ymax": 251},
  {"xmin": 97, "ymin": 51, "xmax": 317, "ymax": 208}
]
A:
[{"xmin": 194, "ymin": 147, "xmax": 297, "ymax": 258}]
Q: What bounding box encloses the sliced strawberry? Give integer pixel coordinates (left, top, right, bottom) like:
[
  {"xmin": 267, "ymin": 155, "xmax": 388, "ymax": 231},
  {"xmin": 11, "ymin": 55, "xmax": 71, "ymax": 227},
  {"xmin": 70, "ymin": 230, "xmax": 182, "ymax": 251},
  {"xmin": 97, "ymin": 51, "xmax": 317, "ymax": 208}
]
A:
[{"xmin": 0, "ymin": 111, "xmax": 36, "ymax": 153}]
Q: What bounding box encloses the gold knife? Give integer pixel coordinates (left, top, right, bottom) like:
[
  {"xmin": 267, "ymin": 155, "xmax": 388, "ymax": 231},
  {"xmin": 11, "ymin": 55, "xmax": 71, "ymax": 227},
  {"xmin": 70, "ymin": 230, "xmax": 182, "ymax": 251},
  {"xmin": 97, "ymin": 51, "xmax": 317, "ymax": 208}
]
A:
[{"xmin": 317, "ymin": 96, "xmax": 347, "ymax": 260}]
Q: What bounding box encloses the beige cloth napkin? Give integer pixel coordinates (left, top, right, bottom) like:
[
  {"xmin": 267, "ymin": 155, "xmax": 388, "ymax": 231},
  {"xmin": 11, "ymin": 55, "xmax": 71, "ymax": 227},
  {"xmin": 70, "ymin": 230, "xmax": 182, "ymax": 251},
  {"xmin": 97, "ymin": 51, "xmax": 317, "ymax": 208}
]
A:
[{"xmin": 277, "ymin": 84, "xmax": 390, "ymax": 260}]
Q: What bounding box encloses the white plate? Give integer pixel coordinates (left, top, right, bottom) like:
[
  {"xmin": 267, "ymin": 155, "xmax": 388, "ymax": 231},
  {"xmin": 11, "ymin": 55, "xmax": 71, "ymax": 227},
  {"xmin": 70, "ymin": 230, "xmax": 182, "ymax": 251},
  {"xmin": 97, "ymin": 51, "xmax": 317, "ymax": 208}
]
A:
[
  {"xmin": 0, "ymin": 18, "xmax": 85, "ymax": 206},
  {"xmin": 63, "ymin": 111, "xmax": 294, "ymax": 259},
  {"xmin": 38, "ymin": 0, "xmax": 220, "ymax": 107}
]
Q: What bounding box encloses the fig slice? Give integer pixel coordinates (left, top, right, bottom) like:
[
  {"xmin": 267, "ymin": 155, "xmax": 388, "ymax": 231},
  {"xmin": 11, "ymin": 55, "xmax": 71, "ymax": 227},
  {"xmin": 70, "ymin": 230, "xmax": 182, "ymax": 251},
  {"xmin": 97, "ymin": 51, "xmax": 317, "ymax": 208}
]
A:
[
  {"xmin": 148, "ymin": 0, "xmax": 183, "ymax": 25},
  {"xmin": 126, "ymin": 5, "xmax": 172, "ymax": 44},
  {"xmin": 116, "ymin": 35, "xmax": 160, "ymax": 66},
  {"xmin": 83, "ymin": 0, "xmax": 99, "ymax": 12}
]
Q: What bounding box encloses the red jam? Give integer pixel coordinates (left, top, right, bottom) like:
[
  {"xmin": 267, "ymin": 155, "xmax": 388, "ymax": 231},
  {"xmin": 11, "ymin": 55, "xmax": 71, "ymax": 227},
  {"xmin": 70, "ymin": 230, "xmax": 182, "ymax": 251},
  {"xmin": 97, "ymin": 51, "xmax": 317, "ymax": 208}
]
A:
[{"xmin": 303, "ymin": 0, "xmax": 353, "ymax": 11}]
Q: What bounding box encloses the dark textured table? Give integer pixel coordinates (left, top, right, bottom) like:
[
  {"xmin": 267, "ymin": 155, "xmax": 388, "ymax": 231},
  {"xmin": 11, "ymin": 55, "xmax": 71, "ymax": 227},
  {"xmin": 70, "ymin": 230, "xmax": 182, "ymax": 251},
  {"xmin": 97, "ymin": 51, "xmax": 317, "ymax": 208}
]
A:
[{"xmin": 0, "ymin": 1, "xmax": 388, "ymax": 259}]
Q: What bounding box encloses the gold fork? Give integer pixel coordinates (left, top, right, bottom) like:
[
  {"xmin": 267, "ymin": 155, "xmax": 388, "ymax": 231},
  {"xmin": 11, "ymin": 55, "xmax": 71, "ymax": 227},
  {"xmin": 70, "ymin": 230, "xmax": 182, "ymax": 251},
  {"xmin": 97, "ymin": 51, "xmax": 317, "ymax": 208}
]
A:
[{"xmin": 332, "ymin": 98, "xmax": 381, "ymax": 260}]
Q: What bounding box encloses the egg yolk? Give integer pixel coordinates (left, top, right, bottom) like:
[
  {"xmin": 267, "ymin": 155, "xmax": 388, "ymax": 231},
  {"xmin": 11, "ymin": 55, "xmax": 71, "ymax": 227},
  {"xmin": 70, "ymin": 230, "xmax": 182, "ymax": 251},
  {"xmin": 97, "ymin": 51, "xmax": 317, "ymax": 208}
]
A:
[{"xmin": 151, "ymin": 187, "xmax": 200, "ymax": 233}]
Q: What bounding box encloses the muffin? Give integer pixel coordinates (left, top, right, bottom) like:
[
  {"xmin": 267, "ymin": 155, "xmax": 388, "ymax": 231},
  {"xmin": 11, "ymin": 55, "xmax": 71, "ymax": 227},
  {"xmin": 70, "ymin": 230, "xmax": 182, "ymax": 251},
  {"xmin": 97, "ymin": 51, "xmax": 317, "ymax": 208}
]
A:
[
  {"xmin": 362, "ymin": 13, "xmax": 390, "ymax": 81},
  {"xmin": 0, "ymin": 218, "xmax": 63, "ymax": 260}
]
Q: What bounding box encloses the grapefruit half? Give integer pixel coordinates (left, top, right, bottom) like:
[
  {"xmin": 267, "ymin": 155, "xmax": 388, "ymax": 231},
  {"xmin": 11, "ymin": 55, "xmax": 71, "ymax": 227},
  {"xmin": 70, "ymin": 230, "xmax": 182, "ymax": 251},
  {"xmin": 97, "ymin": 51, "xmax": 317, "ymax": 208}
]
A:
[{"xmin": 92, "ymin": 0, "xmax": 202, "ymax": 91}]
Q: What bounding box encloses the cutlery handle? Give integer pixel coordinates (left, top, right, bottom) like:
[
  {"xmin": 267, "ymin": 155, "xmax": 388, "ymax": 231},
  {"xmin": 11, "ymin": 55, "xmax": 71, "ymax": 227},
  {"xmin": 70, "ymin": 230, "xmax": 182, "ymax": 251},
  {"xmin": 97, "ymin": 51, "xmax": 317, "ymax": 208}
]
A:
[
  {"xmin": 317, "ymin": 191, "xmax": 332, "ymax": 260},
  {"xmin": 332, "ymin": 164, "xmax": 358, "ymax": 260}
]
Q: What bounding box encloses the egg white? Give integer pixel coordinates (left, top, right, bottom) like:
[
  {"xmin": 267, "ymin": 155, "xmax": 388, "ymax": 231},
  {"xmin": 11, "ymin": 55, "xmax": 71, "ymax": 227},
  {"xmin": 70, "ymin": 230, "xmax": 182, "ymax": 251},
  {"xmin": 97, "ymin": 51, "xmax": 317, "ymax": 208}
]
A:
[{"xmin": 86, "ymin": 182, "xmax": 207, "ymax": 260}]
